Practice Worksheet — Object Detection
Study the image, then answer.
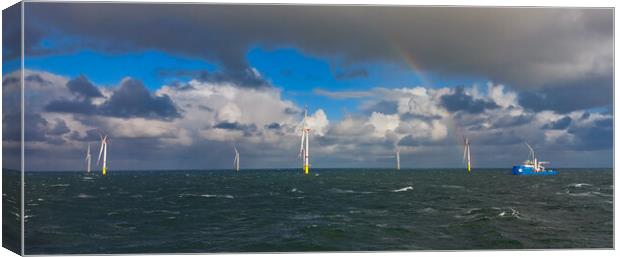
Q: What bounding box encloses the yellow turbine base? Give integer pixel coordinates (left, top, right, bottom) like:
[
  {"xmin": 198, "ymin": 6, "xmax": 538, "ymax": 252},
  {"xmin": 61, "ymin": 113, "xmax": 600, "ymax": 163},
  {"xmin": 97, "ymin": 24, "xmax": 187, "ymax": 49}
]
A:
[
  {"xmin": 102, "ymin": 167, "xmax": 107, "ymax": 176},
  {"xmin": 467, "ymin": 164, "xmax": 471, "ymax": 173},
  {"xmin": 304, "ymin": 165, "xmax": 309, "ymax": 174}
]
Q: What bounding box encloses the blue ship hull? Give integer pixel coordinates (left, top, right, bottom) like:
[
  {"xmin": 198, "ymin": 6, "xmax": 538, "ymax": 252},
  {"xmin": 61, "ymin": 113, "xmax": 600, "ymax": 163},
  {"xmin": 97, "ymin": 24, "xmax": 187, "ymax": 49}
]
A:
[{"xmin": 512, "ymin": 166, "xmax": 557, "ymax": 176}]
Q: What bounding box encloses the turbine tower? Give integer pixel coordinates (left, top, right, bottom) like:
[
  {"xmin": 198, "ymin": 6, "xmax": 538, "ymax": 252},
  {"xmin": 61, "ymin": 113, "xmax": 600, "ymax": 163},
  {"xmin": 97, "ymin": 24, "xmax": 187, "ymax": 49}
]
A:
[
  {"xmin": 298, "ymin": 106, "xmax": 311, "ymax": 174},
  {"xmin": 97, "ymin": 134, "xmax": 109, "ymax": 176},
  {"xmin": 463, "ymin": 137, "xmax": 471, "ymax": 173},
  {"xmin": 85, "ymin": 144, "xmax": 91, "ymax": 173},
  {"xmin": 395, "ymin": 147, "xmax": 401, "ymax": 170},
  {"xmin": 233, "ymin": 146, "xmax": 240, "ymax": 171},
  {"xmin": 86, "ymin": 143, "xmax": 91, "ymax": 173}
]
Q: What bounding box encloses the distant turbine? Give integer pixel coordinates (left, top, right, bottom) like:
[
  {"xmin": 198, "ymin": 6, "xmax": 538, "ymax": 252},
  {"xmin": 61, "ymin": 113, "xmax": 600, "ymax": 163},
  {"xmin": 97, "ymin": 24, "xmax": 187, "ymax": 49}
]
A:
[
  {"xmin": 395, "ymin": 147, "xmax": 401, "ymax": 170},
  {"xmin": 298, "ymin": 106, "xmax": 311, "ymax": 174},
  {"xmin": 233, "ymin": 146, "xmax": 240, "ymax": 171},
  {"xmin": 85, "ymin": 143, "xmax": 91, "ymax": 173},
  {"xmin": 463, "ymin": 137, "xmax": 471, "ymax": 173},
  {"xmin": 97, "ymin": 134, "xmax": 109, "ymax": 176}
]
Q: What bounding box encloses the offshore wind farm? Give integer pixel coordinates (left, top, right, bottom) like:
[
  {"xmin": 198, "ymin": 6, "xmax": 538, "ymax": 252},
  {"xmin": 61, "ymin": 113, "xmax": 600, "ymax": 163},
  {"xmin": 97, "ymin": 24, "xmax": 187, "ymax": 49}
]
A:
[{"xmin": 2, "ymin": 2, "xmax": 613, "ymax": 255}]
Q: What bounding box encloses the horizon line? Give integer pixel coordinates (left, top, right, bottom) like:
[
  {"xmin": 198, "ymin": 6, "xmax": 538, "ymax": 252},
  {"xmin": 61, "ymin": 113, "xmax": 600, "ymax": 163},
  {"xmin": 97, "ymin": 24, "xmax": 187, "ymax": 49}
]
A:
[{"xmin": 4, "ymin": 167, "xmax": 614, "ymax": 173}]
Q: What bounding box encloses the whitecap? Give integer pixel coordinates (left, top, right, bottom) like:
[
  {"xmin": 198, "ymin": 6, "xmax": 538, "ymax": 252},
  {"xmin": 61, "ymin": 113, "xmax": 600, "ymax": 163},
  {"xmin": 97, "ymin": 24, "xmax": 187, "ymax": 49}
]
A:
[
  {"xmin": 77, "ymin": 193, "xmax": 94, "ymax": 199},
  {"xmin": 440, "ymin": 185, "xmax": 465, "ymax": 190},
  {"xmin": 568, "ymin": 183, "xmax": 592, "ymax": 188},
  {"xmin": 330, "ymin": 188, "xmax": 373, "ymax": 194},
  {"xmin": 568, "ymin": 192, "xmax": 595, "ymax": 197},
  {"xmin": 143, "ymin": 210, "xmax": 180, "ymax": 215},
  {"xmin": 178, "ymin": 193, "xmax": 200, "ymax": 198},
  {"xmin": 392, "ymin": 186, "xmax": 413, "ymax": 192},
  {"xmin": 50, "ymin": 184, "xmax": 70, "ymax": 187},
  {"xmin": 201, "ymin": 194, "xmax": 234, "ymax": 199},
  {"xmin": 332, "ymin": 188, "xmax": 355, "ymax": 193},
  {"xmin": 418, "ymin": 207, "xmax": 436, "ymax": 214}
]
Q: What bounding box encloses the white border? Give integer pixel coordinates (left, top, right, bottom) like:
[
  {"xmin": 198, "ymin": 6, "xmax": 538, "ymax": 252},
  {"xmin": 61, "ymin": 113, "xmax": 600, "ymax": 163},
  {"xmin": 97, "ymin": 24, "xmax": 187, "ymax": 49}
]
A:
[{"xmin": 0, "ymin": 1, "xmax": 617, "ymax": 257}]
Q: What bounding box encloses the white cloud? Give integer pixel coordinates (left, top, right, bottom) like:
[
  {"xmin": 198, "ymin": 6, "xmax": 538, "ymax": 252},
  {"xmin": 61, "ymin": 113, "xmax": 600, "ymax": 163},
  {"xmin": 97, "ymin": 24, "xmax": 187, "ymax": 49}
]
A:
[{"xmin": 9, "ymin": 70, "xmax": 612, "ymax": 170}]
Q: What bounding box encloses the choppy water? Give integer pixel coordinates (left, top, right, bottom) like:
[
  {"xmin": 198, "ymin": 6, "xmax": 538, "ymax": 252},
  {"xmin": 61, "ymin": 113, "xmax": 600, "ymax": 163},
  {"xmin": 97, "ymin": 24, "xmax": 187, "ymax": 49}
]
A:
[{"xmin": 20, "ymin": 169, "xmax": 613, "ymax": 254}]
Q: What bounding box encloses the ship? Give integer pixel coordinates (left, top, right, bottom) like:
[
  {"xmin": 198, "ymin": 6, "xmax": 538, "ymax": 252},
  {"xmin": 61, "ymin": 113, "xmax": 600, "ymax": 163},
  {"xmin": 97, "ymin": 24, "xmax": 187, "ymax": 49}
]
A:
[{"xmin": 512, "ymin": 143, "xmax": 557, "ymax": 176}]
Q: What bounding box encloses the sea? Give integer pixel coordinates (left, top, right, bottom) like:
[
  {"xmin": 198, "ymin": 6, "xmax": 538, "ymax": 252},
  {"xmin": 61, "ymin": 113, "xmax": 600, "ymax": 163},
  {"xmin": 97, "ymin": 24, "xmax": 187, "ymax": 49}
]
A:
[{"xmin": 10, "ymin": 168, "xmax": 615, "ymax": 254}]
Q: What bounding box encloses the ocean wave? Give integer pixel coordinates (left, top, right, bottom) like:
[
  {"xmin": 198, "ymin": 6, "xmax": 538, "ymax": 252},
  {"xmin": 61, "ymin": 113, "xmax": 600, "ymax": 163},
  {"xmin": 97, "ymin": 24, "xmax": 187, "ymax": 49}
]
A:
[
  {"xmin": 201, "ymin": 194, "xmax": 234, "ymax": 199},
  {"xmin": 392, "ymin": 186, "xmax": 413, "ymax": 192},
  {"xmin": 592, "ymin": 191, "xmax": 613, "ymax": 198},
  {"xmin": 498, "ymin": 208, "xmax": 520, "ymax": 218},
  {"xmin": 568, "ymin": 192, "xmax": 595, "ymax": 197},
  {"xmin": 440, "ymin": 185, "xmax": 465, "ymax": 190},
  {"xmin": 330, "ymin": 188, "xmax": 373, "ymax": 194},
  {"xmin": 143, "ymin": 210, "xmax": 180, "ymax": 215},
  {"xmin": 418, "ymin": 207, "xmax": 437, "ymax": 214},
  {"xmin": 291, "ymin": 188, "xmax": 303, "ymax": 193},
  {"xmin": 455, "ymin": 207, "xmax": 527, "ymax": 221},
  {"xmin": 76, "ymin": 193, "xmax": 95, "ymax": 199},
  {"xmin": 568, "ymin": 183, "xmax": 592, "ymax": 188},
  {"xmin": 557, "ymin": 189, "xmax": 597, "ymax": 197},
  {"xmin": 49, "ymin": 184, "xmax": 70, "ymax": 187},
  {"xmin": 292, "ymin": 213, "xmax": 322, "ymax": 220}
]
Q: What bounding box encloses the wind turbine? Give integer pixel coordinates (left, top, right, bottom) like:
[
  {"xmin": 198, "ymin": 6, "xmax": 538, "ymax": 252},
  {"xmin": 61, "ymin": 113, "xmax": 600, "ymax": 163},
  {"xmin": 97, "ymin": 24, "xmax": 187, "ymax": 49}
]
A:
[
  {"xmin": 233, "ymin": 146, "xmax": 240, "ymax": 171},
  {"xmin": 298, "ymin": 106, "xmax": 311, "ymax": 174},
  {"xmin": 395, "ymin": 147, "xmax": 401, "ymax": 170},
  {"xmin": 97, "ymin": 134, "xmax": 109, "ymax": 176},
  {"xmin": 463, "ymin": 137, "xmax": 471, "ymax": 173},
  {"xmin": 85, "ymin": 144, "xmax": 91, "ymax": 173}
]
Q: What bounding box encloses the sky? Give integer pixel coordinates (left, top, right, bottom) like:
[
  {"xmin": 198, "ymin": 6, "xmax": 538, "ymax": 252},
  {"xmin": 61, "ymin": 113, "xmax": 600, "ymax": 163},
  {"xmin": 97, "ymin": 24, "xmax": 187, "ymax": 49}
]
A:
[{"xmin": 2, "ymin": 3, "xmax": 614, "ymax": 171}]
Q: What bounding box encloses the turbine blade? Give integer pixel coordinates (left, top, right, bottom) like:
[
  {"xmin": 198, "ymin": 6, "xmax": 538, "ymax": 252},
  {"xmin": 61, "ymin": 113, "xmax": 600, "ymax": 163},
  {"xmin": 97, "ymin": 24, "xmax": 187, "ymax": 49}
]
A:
[
  {"xmin": 463, "ymin": 147, "xmax": 467, "ymax": 163},
  {"xmin": 298, "ymin": 132, "xmax": 305, "ymax": 158},
  {"xmin": 97, "ymin": 140, "xmax": 104, "ymax": 165}
]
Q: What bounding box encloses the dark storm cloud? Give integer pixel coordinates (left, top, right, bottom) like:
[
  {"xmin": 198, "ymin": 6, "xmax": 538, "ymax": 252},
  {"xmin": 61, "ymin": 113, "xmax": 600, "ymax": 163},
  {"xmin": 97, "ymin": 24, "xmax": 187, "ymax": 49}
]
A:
[
  {"xmin": 24, "ymin": 4, "xmax": 612, "ymax": 93},
  {"xmin": 518, "ymin": 77, "xmax": 613, "ymax": 113},
  {"xmin": 2, "ymin": 3, "xmax": 21, "ymax": 61},
  {"xmin": 99, "ymin": 78, "xmax": 180, "ymax": 120},
  {"xmin": 476, "ymin": 130, "xmax": 523, "ymax": 146},
  {"xmin": 158, "ymin": 68, "xmax": 270, "ymax": 89},
  {"xmin": 196, "ymin": 69, "xmax": 270, "ymax": 89},
  {"xmin": 284, "ymin": 107, "xmax": 300, "ymax": 115},
  {"xmin": 25, "ymin": 74, "xmax": 51, "ymax": 85},
  {"xmin": 265, "ymin": 122, "xmax": 281, "ymax": 130},
  {"xmin": 364, "ymin": 100, "xmax": 399, "ymax": 115},
  {"xmin": 45, "ymin": 99, "xmax": 98, "ymax": 114},
  {"xmin": 491, "ymin": 114, "xmax": 533, "ymax": 128},
  {"xmin": 66, "ymin": 75, "xmax": 104, "ymax": 98},
  {"xmin": 213, "ymin": 122, "xmax": 258, "ymax": 136},
  {"xmin": 567, "ymin": 118, "xmax": 612, "ymax": 151},
  {"xmin": 440, "ymin": 87, "xmax": 498, "ymax": 114},
  {"xmin": 45, "ymin": 77, "xmax": 180, "ymax": 120},
  {"xmin": 542, "ymin": 116, "xmax": 572, "ymax": 130},
  {"xmin": 48, "ymin": 119, "xmax": 71, "ymax": 135},
  {"xmin": 68, "ymin": 129, "xmax": 101, "ymax": 142},
  {"xmin": 6, "ymin": 113, "xmax": 60, "ymax": 142}
]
